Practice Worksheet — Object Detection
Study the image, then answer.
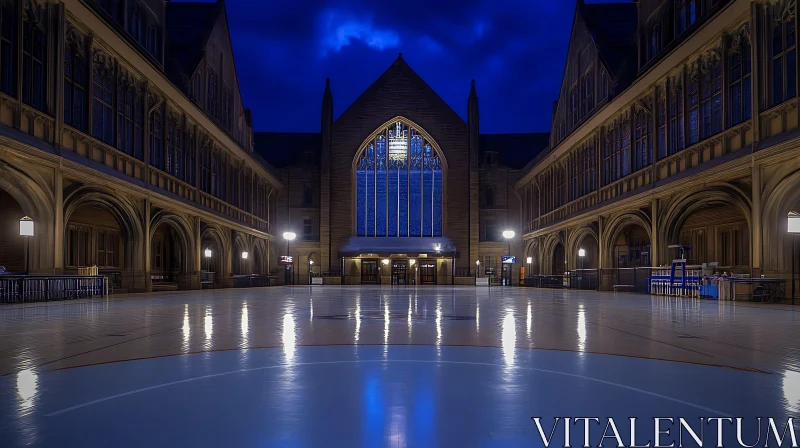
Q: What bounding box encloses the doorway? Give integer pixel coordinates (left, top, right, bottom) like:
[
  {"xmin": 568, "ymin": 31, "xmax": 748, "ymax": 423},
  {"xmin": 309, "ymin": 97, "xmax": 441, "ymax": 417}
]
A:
[
  {"xmin": 419, "ymin": 262, "xmax": 437, "ymax": 284},
  {"xmin": 361, "ymin": 260, "xmax": 379, "ymax": 284},
  {"xmin": 392, "ymin": 259, "xmax": 408, "ymax": 285}
]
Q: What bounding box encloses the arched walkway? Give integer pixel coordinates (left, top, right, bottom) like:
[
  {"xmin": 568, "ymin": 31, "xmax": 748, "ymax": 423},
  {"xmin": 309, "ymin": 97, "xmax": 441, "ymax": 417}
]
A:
[
  {"xmin": 0, "ymin": 189, "xmax": 27, "ymax": 272},
  {"xmin": 233, "ymin": 233, "xmax": 253, "ymax": 275},
  {"xmin": 659, "ymin": 185, "xmax": 751, "ymax": 268},
  {"xmin": 201, "ymin": 223, "xmax": 231, "ymax": 286},
  {"xmin": 552, "ymin": 243, "xmax": 565, "ymax": 276},
  {"xmin": 63, "ymin": 186, "xmax": 144, "ymax": 291},
  {"xmin": 540, "ymin": 232, "xmax": 564, "ymax": 275},
  {"xmin": 0, "ymin": 160, "xmax": 55, "ymax": 273},
  {"xmin": 523, "ymin": 239, "xmax": 540, "ymax": 276},
  {"xmin": 567, "ymin": 224, "xmax": 599, "ymax": 270},
  {"xmin": 761, "ymin": 168, "xmax": 800, "ymax": 287},
  {"xmin": 603, "ymin": 212, "xmax": 652, "ymax": 268},
  {"xmin": 150, "ymin": 211, "xmax": 195, "ymax": 291}
]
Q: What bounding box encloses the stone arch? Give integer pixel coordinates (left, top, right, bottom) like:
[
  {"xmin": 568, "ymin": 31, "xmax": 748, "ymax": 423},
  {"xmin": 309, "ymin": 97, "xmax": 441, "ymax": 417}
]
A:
[
  {"xmin": 567, "ymin": 223, "xmax": 599, "ymax": 270},
  {"xmin": 0, "ymin": 160, "xmax": 55, "ymax": 272},
  {"xmin": 150, "ymin": 210, "xmax": 196, "ymax": 290},
  {"xmin": 603, "ymin": 211, "xmax": 652, "ymax": 268},
  {"xmin": 523, "ymin": 238, "xmax": 540, "ymax": 276},
  {"xmin": 540, "ymin": 232, "xmax": 564, "ymax": 275},
  {"xmin": 761, "ymin": 167, "xmax": 800, "ymax": 274},
  {"xmin": 233, "ymin": 232, "xmax": 254, "ymax": 275},
  {"xmin": 659, "ymin": 184, "xmax": 751, "ymax": 266},
  {"xmin": 200, "ymin": 223, "xmax": 231, "ymax": 277},
  {"xmin": 252, "ymin": 239, "xmax": 268, "ymax": 276},
  {"xmin": 63, "ymin": 186, "xmax": 144, "ymax": 279}
]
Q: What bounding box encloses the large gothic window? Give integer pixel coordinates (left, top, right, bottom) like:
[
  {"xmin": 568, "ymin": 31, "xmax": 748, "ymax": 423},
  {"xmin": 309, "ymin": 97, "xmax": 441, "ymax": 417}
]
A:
[{"xmin": 356, "ymin": 120, "xmax": 443, "ymax": 237}]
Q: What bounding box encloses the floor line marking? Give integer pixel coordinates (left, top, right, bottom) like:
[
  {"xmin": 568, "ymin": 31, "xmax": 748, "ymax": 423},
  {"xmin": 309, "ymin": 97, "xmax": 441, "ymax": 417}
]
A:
[{"xmin": 44, "ymin": 359, "xmax": 733, "ymax": 418}]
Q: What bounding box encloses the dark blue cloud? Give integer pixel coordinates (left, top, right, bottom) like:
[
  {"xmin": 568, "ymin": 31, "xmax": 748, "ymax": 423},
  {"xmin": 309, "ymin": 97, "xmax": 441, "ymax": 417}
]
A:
[{"xmin": 189, "ymin": 0, "xmax": 626, "ymax": 133}]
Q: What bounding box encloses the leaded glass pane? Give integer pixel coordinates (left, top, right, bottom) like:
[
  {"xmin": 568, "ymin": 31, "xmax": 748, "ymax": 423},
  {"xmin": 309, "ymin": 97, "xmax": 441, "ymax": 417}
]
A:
[
  {"xmin": 375, "ymin": 135, "xmax": 387, "ymax": 236},
  {"xmin": 365, "ymin": 143, "xmax": 375, "ymax": 236},
  {"xmin": 409, "ymin": 132, "xmax": 422, "ymax": 237}
]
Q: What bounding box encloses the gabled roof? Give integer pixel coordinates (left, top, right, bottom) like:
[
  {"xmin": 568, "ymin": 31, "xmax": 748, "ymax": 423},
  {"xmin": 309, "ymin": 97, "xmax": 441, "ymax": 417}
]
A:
[
  {"xmin": 581, "ymin": 1, "xmax": 638, "ymax": 92},
  {"xmin": 335, "ymin": 53, "xmax": 465, "ymax": 126},
  {"xmin": 164, "ymin": 1, "xmax": 221, "ymax": 90},
  {"xmin": 480, "ymin": 133, "xmax": 550, "ymax": 170},
  {"xmin": 253, "ymin": 132, "xmax": 321, "ymax": 169}
]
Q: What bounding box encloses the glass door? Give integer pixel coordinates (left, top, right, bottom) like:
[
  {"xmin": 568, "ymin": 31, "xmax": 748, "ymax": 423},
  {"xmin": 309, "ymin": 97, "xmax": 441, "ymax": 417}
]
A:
[
  {"xmin": 419, "ymin": 262, "xmax": 437, "ymax": 284},
  {"xmin": 361, "ymin": 260, "xmax": 379, "ymax": 284},
  {"xmin": 392, "ymin": 260, "xmax": 408, "ymax": 285}
]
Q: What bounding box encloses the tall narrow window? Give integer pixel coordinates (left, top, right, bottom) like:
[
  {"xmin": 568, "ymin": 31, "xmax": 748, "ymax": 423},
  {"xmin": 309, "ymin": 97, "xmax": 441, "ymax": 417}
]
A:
[
  {"xmin": 117, "ymin": 75, "xmax": 144, "ymax": 159},
  {"xmin": 729, "ymin": 30, "xmax": 752, "ymax": 125},
  {"xmin": 633, "ymin": 109, "xmax": 651, "ymax": 171},
  {"xmin": 92, "ymin": 57, "xmax": 115, "ymax": 145},
  {"xmin": 569, "ymin": 83, "xmax": 578, "ymax": 127},
  {"xmin": 150, "ymin": 110, "xmax": 163, "ymax": 170},
  {"xmin": 210, "ymin": 150, "xmax": 218, "ymax": 197},
  {"xmin": 167, "ymin": 118, "xmax": 184, "ymax": 180},
  {"xmin": 771, "ymin": 5, "xmax": 797, "ymax": 106},
  {"xmin": 650, "ymin": 24, "xmax": 660, "ymax": 59},
  {"xmin": 185, "ymin": 129, "xmax": 195, "ymax": 185},
  {"xmin": 657, "ymin": 86, "xmax": 667, "ymax": 159},
  {"xmin": 356, "ymin": 120, "xmax": 442, "ymax": 237},
  {"xmin": 582, "ymin": 68, "xmax": 594, "ymax": 116},
  {"xmin": 0, "ymin": 0, "xmax": 17, "ymax": 97},
  {"xmin": 687, "ymin": 68, "xmax": 700, "ymax": 145},
  {"xmin": 700, "ymin": 54, "xmax": 723, "ymax": 139},
  {"xmin": 128, "ymin": 1, "xmax": 143, "ymax": 44},
  {"xmin": 22, "ymin": 2, "xmax": 47, "ymax": 111},
  {"xmin": 669, "ymin": 76, "xmax": 684, "ymax": 155},
  {"xmin": 100, "ymin": 0, "xmax": 120, "ymax": 23},
  {"xmin": 485, "ymin": 186, "xmax": 495, "ymax": 207},
  {"xmin": 207, "ymin": 71, "xmax": 218, "ymax": 118},
  {"xmin": 64, "ymin": 31, "xmax": 87, "ymax": 132}
]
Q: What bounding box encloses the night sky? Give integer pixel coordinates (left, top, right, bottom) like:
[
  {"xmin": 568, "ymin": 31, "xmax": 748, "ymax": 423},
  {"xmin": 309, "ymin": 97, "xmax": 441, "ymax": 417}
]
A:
[{"xmin": 193, "ymin": 0, "xmax": 628, "ymax": 134}]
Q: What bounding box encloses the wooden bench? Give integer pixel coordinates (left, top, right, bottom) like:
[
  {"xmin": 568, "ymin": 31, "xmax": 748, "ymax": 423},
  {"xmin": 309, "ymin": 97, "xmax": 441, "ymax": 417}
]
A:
[{"xmin": 612, "ymin": 284, "xmax": 636, "ymax": 292}]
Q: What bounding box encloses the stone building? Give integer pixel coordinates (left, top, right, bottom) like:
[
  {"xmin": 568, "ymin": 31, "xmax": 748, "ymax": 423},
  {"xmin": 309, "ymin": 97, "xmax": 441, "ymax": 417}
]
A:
[
  {"xmin": 0, "ymin": 0, "xmax": 280, "ymax": 292},
  {"xmin": 515, "ymin": 0, "xmax": 800, "ymax": 294},
  {"xmin": 256, "ymin": 57, "xmax": 548, "ymax": 285}
]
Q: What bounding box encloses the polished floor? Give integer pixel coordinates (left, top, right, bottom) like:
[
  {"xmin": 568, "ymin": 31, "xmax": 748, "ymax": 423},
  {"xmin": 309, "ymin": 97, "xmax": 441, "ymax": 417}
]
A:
[{"xmin": 0, "ymin": 286, "xmax": 798, "ymax": 447}]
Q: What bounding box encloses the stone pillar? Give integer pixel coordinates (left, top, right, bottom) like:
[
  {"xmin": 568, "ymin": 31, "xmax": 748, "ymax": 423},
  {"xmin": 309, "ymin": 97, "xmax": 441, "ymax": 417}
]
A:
[
  {"xmin": 53, "ymin": 167, "xmax": 63, "ymax": 274},
  {"xmin": 751, "ymin": 163, "xmax": 762, "ymax": 277},
  {"xmin": 144, "ymin": 198, "xmax": 152, "ymax": 292},
  {"xmin": 651, "ymin": 198, "xmax": 659, "ymax": 267}
]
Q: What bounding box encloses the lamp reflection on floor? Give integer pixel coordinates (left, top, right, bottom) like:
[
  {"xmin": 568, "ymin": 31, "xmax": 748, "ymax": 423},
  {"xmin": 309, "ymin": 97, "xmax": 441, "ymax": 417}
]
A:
[
  {"xmin": 784, "ymin": 370, "xmax": 800, "ymax": 414},
  {"xmin": 282, "ymin": 313, "xmax": 296, "ymax": 362},
  {"xmin": 502, "ymin": 310, "xmax": 516, "ymax": 366}
]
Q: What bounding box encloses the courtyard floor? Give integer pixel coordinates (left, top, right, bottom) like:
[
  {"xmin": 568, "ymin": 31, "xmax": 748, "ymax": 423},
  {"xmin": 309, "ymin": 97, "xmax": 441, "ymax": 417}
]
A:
[{"xmin": 0, "ymin": 286, "xmax": 798, "ymax": 447}]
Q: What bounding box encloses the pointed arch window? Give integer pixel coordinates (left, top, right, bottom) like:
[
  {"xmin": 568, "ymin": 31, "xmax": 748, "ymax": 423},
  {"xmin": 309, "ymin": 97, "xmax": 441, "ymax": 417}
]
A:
[
  {"xmin": 150, "ymin": 109, "xmax": 163, "ymax": 170},
  {"xmin": 633, "ymin": 107, "xmax": 652, "ymax": 171},
  {"xmin": 770, "ymin": 2, "xmax": 797, "ymax": 107},
  {"xmin": 64, "ymin": 29, "xmax": 87, "ymax": 132},
  {"xmin": 117, "ymin": 72, "xmax": 144, "ymax": 159},
  {"xmin": 729, "ymin": 27, "xmax": 752, "ymax": 125},
  {"xmin": 0, "ymin": 0, "xmax": 17, "ymax": 97},
  {"xmin": 92, "ymin": 54, "xmax": 115, "ymax": 145},
  {"xmin": 22, "ymin": 1, "xmax": 46, "ymax": 111},
  {"xmin": 356, "ymin": 120, "xmax": 443, "ymax": 237}
]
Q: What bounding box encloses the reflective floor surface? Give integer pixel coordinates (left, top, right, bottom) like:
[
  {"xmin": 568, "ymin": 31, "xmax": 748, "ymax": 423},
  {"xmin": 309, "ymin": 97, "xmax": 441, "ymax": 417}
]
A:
[{"xmin": 0, "ymin": 286, "xmax": 798, "ymax": 447}]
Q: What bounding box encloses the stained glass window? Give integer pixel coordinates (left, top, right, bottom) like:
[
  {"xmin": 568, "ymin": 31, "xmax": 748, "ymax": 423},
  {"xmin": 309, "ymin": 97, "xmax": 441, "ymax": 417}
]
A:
[{"xmin": 356, "ymin": 120, "xmax": 443, "ymax": 237}]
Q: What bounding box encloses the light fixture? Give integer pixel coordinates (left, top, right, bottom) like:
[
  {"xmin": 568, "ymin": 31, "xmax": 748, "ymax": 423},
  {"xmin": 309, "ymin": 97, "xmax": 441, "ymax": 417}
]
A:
[
  {"xmin": 241, "ymin": 252, "xmax": 249, "ymax": 259},
  {"xmin": 433, "ymin": 243, "xmax": 442, "ymax": 253},
  {"xmin": 382, "ymin": 258, "xmax": 390, "ymax": 265},
  {"xmin": 502, "ymin": 230, "xmax": 515, "ymax": 239},
  {"xmin": 789, "ymin": 212, "xmax": 800, "ymax": 234},
  {"xmin": 19, "ymin": 216, "xmax": 33, "ymax": 237},
  {"xmin": 409, "ymin": 259, "xmax": 416, "ymax": 266},
  {"xmin": 578, "ymin": 248, "xmax": 586, "ymax": 257},
  {"xmin": 283, "ymin": 232, "xmax": 296, "ymax": 241},
  {"xmin": 475, "ymin": 260, "xmax": 481, "ymax": 266},
  {"xmin": 204, "ymin": 248, "xmax": 212, "ymax": 258},
  {"xmin": 309, "ymin": 260, "xmax": 314, "ymax": 265},
  {"xmin": 526, "ymin": 257, "xmax": 532, "ymax": 264}
]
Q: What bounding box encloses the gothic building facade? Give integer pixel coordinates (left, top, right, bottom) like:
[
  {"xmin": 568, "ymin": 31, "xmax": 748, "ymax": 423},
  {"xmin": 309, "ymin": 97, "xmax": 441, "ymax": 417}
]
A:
[
  {"xmin": 0, "ymin": 0, "xmax": 280, "ymax": 292},
  {"xmin": 516, "ymin": 0, "xmax": 800, "ymax": 293},
  {"xmin": 257, "ymin": 57, "xmax": 548, "ymax": 285}
]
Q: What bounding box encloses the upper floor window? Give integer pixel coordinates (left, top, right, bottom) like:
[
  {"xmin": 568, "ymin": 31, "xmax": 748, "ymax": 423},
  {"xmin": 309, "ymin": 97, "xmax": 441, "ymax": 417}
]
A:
[
  {"xmin": 669, "ymin": 76, "xmax": 685, "ymax": 155},
  {"xmin": 729, "ymin": 28, "xmax": 752, "ymax": 125},
  {"xmin": 602, "ymin": 117, "xmax": 631, "ymax": 185},
  {"xmin": 127, "ymin": 1, "xmax": 143, "ymax": 44},
  {"xmin": 167, "ymin": 117, "xmax": 184, "ymax": 180},
  {"xmin": 700, "ymin": 53, "xmax": 723, "ymax": 139},
  {"xmin": 600, "ymin": 69, "xmax": 610, "ymax": 101},
  {"xmin": 687, "ymin": 67, "xmax": 700, "ymax": 145},
  {"xmin": 117, "ymin": 73, "xmax": 144, "ymax": 159},
  {"xmin": 582, "ymin": 67, "xmax": 594, "ymax": 116},
  {"xmin": 484, "ymin": 151, "xmax": 498, "ymax": 165},
  {"xmin": 22, "ymin": 1, "xmax": 47, "ymax": 112},
  {"xmin": 1, "ymin": 0, "xmax": 18, "ymax": 97},
  {"xmin": 650, "ymin": 24, "xmax": 660, "ymax": 59},
  {"xmin": 633, "ymin": 108, "xmax": 652, "ymax": 171},
  {"xmin": 677, "ymin": 0, "xmax": 697, "ymax": 34},
  {"xmin": 303, "ymin": 217, "xmax": 313, "ymax": 240},
  {"xmin": 150, "ymin": 109, "xmax": 164, "ymax": 170},
  {"xmin": 569, "ymin": 139, "xmax": 596, "ymax": 200},
  {"xmin": 207, "ymin": 71, "xmax": 218, "ymax": 118},
  {"xmin": 92, "ymin": 56, "xmax": 115, "ymax": 145},
  {"xmin": 657, "ymin": 85, "xmax": 667, "ymax": 159},
  {"xmin": 770, "ymin": 4, "xmax": 797, "ymax": 107},
  {"xmin": 302, "ymin": 182, "xmax": 313, "ymax": 206},
  {"xmin": 146, "ymin": 25, "xmax": 158, "ymax": 59},
  {"xmin": 485, "ymin": 186, "xmax": 495, "ymax": 207},
  {"xmin": 355, "ymin": 119, "xmax": 443, "ymax": 237},
  {"xmin": 569, "ymin": 83, "xmax": 579, "ymax": 127},
  {"xmin": 64, "ymin": 30, "xmax": 87, "ymax": 132}
]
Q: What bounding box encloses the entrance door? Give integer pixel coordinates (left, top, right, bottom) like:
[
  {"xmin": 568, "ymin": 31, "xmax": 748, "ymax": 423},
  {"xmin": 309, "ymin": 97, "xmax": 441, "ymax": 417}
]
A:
[
  {"xmin": 419, "ymin": 262, "xmax": 437, "ymax": 284},
  {"xmin": 361, "ymin": 260, "xmax": 379, "ymax": 284},
  {"xmin": 392, "ymin": 260, "xmax": 408, "ymax": 285}
]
